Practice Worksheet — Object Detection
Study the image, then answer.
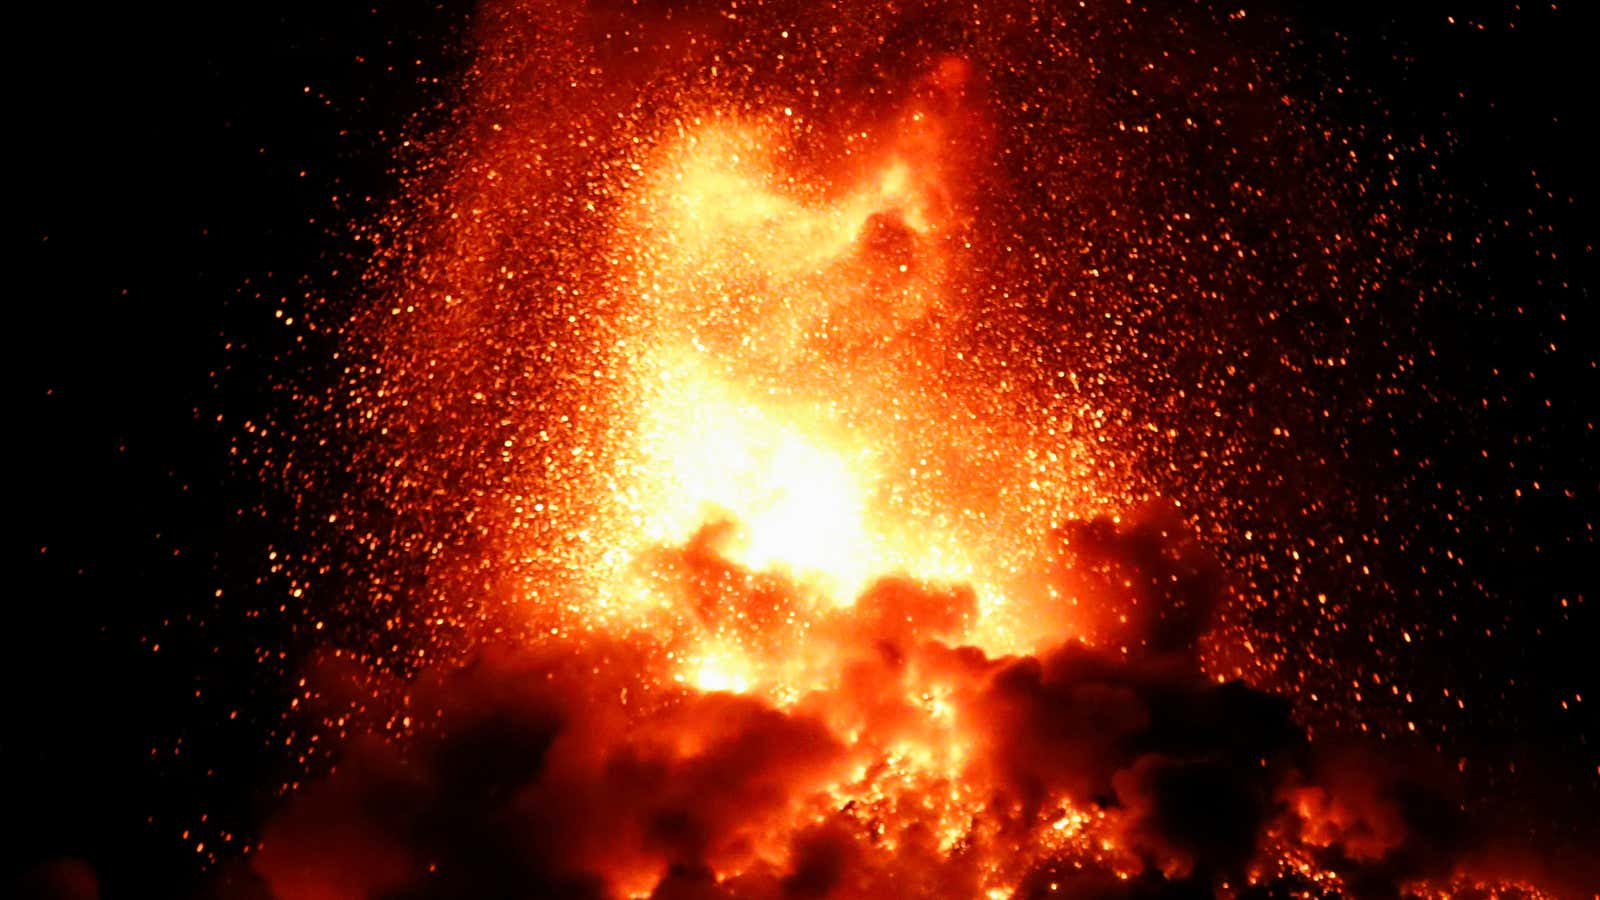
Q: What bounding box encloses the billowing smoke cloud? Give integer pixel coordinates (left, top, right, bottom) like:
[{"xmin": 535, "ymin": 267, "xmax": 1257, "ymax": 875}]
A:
[{"xmin": 190, "ymin": 516, "xmax": 1576, "ymax": 900}]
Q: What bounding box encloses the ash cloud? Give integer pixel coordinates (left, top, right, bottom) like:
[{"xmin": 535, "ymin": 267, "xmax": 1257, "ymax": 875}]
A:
[
  {"xmin": 242, "ymin": 647, "xmax": 847, "ymax": 900},
  {"xmin": 205, "ymin": 515, "xmax": 1577, "ymax": 900}
]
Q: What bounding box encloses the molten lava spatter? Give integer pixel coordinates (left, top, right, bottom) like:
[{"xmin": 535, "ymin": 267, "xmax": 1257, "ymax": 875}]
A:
[
  {"xmin": 229, "ymin": 2, "xmax": 1591, "ymax": 899},
  {"xmin": 595, "ymin": 102, "xmax": 1098, "ymax": 667}
]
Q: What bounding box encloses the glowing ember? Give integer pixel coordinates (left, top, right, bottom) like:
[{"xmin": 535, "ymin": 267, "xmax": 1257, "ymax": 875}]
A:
[{"xmin": 192, "ymin": 2, "xmax": 1593, "ymax": 899}]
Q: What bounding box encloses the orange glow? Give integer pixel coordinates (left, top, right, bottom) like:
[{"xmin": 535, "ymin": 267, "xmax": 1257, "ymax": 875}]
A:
[
  {"xmin": 245, "ymin": 5, "xmax": 1584, "ymax": 899},
  {"xmin": 626, "ymin": 354, "xmax": 881, "ymax": 601},
  {"xmin": 577, "ymin": 110, "xmax": 1062, "ymax": 666}
]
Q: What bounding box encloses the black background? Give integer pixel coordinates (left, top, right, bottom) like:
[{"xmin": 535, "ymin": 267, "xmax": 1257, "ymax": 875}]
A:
[{"xmin": 10, "ymin": 1, "xmax": 1594, "ymax": 897}]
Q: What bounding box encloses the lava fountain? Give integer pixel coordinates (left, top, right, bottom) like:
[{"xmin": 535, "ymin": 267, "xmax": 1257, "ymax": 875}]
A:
[{"xmin": 230, "ymin": 2, "xmax": 1584, "ymax": 899}]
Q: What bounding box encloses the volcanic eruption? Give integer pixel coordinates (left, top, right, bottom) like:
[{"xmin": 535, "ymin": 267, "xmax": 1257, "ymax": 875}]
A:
[{"xmin": 86, "ymin": 2, "xmax": 1587, "ymax": 899}]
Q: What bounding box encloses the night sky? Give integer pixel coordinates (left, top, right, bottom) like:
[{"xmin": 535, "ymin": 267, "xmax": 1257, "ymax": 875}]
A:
[{"xmin": 12, "ymin": 2, "xmax": 1595, "ymax": 898}]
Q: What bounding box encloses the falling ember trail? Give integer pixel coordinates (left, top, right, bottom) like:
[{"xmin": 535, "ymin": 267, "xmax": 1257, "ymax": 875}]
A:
[{"xmin": 231, "ymin": 2, "xmax": 1593, "ymax": 900}]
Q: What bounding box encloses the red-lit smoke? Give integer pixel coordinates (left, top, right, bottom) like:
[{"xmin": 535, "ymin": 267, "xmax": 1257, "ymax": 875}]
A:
[{"xmin": 208, "ymin": 2, "xmax": 1592, "ymax": 899}]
